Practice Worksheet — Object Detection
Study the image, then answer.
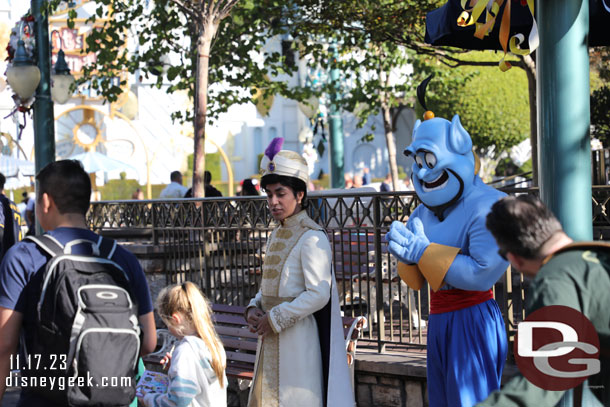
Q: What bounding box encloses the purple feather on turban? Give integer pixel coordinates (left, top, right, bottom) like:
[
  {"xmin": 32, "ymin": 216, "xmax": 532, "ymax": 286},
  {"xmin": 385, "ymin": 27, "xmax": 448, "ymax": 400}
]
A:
[{"xmin": 265, "ymin": 137, "xmax": 284, "ymax": 161}]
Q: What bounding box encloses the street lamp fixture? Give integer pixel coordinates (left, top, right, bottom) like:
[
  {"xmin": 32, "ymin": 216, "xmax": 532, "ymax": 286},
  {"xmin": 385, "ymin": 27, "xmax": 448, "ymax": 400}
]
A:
[
  {"xmin": 51, "ymin": 49, "xmax": 75, "ymax": 104},
  {"xmin": 6, "ymin": 39, "xmax": 41, "ymax": 101}
]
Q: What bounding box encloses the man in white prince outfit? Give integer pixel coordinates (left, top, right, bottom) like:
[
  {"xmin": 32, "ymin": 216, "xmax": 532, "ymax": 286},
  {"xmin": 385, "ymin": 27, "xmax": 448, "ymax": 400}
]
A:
[{"xmin": 245, "ymin": 138, "xmax": 354, "ymax": 407}]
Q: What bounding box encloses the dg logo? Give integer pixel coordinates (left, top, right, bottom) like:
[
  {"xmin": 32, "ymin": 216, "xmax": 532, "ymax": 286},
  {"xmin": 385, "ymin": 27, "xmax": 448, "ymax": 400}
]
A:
[{"xmin": 515, "ymin": 305, "xmax": 600, "ymax": 391}]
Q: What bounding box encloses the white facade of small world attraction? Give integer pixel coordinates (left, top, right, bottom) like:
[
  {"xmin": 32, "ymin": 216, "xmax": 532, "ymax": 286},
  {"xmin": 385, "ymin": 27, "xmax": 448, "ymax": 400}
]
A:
[{"xmin": 0, "ymin": 0, "xmax": 416, "ymax": 196}]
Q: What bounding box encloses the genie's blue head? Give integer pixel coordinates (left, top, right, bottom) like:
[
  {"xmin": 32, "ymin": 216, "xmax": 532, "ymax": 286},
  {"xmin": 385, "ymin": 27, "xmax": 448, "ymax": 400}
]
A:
[{"xmin": 404, "ymin": 115, "xmax": 475, "ymax": 212}]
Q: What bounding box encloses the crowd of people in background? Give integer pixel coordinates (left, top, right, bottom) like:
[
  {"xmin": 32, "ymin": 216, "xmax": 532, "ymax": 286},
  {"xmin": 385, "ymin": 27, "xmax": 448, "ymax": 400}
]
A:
[
  {"xmin": 10, "ymin": 165, "xmax": 416, "ymax": 212},
  {"xmin": 145, "ymin": 165, "xmax": 415, "ymax": 201}
]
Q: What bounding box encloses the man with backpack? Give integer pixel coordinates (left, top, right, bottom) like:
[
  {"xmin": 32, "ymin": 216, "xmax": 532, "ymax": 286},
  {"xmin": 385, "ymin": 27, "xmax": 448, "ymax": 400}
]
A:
[
  {"xmin": 0, "ymin": 173, "xmax": 22, "ymax": 261},
  {"xmin": 478, "ymin": 195, "xmax": 609, "ymax": 407},
  {"xmin": 0, "ymin": 160, "xmax": 156, "ymax": 406}
]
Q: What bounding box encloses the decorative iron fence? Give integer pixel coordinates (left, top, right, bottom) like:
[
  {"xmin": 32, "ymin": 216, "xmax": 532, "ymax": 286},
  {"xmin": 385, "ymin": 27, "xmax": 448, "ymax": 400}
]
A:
[{"xmin": 88, "ymin": 186, "xmax": 610, "ymax": 353}]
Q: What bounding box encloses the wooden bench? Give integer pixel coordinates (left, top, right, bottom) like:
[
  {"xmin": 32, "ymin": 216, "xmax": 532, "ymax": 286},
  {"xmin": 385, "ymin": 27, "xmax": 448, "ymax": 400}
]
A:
[{"xmin": 144, "ymin": 304, "xmax": 366, "ymax": 381}]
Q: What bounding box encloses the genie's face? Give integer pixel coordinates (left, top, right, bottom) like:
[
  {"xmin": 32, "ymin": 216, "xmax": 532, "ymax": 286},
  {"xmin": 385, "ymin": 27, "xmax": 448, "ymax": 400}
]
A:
[{"xmin": 404, "ymin": 115, "xmax": 475, "ymax": 208}]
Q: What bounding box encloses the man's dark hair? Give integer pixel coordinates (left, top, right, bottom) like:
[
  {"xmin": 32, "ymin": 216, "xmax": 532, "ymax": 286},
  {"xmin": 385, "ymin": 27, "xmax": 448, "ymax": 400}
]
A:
[
  {"xmin": 36, "ymin": 160, "xmax": 91, "ymax": 215},
  {"xmin": 204, "ymin": 170, "xmax": 212, "ymax": 185},
  {"xmin": 0, "ymin": 172, "xmax": 5, "ymax": 190},
  {"xmin": 261, "ymin": 174, "xmax": 308, "ymax": 208},
  {"xmin": 170, "ymin": 171, "xmax": 182, "ymax": 182},
  {"xmin": 486, "ymin": 195, "xmax": 563, "ymax": 259}
]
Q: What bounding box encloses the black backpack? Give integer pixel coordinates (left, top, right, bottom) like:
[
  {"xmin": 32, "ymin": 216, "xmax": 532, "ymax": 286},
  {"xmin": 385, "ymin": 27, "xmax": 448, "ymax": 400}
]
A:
[{"xmin": 23, "ymin": 234, "xmax": 141, "ymax": 406}]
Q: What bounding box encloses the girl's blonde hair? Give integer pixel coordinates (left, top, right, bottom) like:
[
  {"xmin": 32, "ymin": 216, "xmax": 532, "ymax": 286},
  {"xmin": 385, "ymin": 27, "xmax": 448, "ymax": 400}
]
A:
[{"xmin": 156, "ymin": 282, "xmax": 225, "ymax": 387}]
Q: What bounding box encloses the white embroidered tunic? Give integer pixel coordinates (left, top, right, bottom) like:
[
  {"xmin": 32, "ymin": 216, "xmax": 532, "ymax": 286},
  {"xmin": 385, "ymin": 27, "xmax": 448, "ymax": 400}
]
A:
[{"xmin": 247, "ymin": 210, "xmax": 354, "ymax": 407}]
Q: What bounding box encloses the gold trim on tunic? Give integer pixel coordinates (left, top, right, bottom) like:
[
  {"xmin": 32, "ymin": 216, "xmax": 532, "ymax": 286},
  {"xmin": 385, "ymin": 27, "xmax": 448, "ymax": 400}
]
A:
[{"xmin": 250, "ymin": 210, "xmax": 323, "ymax": 407}]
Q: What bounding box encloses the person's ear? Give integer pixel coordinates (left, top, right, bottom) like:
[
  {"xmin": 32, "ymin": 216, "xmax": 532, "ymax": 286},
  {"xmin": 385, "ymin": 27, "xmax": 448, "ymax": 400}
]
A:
[
  {"xmin": 40, "ymin": 192, "xmax": 53, "ymax": 214},
  {"xmin": 171, "ymin": 312, "xmax": 183, "ymax": 326},
  {"xmin": 297, "ymin": 190, "xmax": 305, "ymax": 205},
  {"xmin": 506, "ymin": 252, "xmax": 524, "ymax": 269}
]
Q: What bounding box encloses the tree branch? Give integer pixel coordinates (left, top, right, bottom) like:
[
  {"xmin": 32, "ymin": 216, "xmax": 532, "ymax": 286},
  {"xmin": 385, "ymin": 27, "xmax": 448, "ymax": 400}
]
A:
[
  {"xmin": 219, "ymin": 0, "xmax": 240, "ymax": 20},
  {"xmin": 207, "ymin": 0, "xmax": 219, "ymax": 19},
  {"xmin": 169, "ymin": 0, "xmax": 198, "ymax": 21},
  {"xmin": 410, "ymin": 43, "xmax": 507, "ymax": 68}
]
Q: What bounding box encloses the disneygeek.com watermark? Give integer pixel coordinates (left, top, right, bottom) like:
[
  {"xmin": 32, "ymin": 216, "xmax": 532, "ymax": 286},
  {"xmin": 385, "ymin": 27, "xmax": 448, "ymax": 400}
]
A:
[
  {"xmin": 6, "ymin": 372, "xmax": 132, "ymax": 391},
  {"xmin": 514, "ymin": 305, "xmax": 601, "ymax": 391}
]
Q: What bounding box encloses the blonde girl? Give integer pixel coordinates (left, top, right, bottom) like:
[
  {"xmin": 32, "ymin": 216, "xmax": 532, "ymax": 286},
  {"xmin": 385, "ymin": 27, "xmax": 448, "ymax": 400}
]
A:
[{"xmin": 139, "ymin": 282, "xmax": 227, "ymax": 407}]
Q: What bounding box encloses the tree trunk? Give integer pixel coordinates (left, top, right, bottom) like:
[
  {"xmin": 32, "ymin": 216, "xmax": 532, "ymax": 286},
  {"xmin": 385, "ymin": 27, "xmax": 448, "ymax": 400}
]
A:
[
  {"xmin": 382, "ymin": 106, "xmax": 400, "ymax": 190},
  {"xmin": 520, "ymin": 54, "xmax": 538, "ymax": 186},
  {"xmin": 192, "ymin": 23, "xmax": 217, "ymax": 198}
]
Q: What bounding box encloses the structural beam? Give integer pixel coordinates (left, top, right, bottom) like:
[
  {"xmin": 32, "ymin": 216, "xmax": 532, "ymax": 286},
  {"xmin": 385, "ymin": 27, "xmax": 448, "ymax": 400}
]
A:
[
  {"xmin": 32, "ymin": 0, "xmax": 56, "ymax": 175},
  {"xmin": 537, "ymin": 0, "xmax": 592, "ymax": 240},
  {"xmin": 329, "ymin": 43, "xmax": 345, "ymax": 189}
]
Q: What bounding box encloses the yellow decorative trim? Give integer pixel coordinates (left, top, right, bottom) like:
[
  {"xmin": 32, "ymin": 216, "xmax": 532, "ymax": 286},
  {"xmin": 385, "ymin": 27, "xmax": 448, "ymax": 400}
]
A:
[
  {"xmin": 275, "ymin": 229, "xmax": 293, "ymax": 239},
  {"xmin": 269, "ymin": 242, "xmax": 286, "ymax": 252},
  {"xmin": 261, "ymin": 296, "xmax": 295, "ymax": 334},
  {"xmin": 418, "ymin": 243, "xmax": 461, "ymax": 291},
  {"xmin": 397, "ymin": 263, "xmax": 425, "ymax": 290},
  {"xmin": 250, "ymin": 335, "xmax": 280, "ymax": 407},
  {"xmin": 262, "ymin": 269, "xmax": 279, "ymax": 279},
  {"xmin": 269, "ymin": 306, "xmax": 298, "ymax": 333},
  {"xmin": 261, "ymin": 211, "xmax": 313, "ymax": 296},
  {"xmin": 265, "ymin": 255, "xmax": 282, "ymax": 266},
  {"xmin": 248, "ymin": 352, "xmax": 263, "ymax": 407}
]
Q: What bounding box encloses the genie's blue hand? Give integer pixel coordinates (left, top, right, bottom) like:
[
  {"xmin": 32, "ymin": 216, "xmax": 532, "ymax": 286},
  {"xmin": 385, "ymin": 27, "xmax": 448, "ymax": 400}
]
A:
[{"xmin": 385, "ymin": 218, "xmax": 430, "ymax": 264}]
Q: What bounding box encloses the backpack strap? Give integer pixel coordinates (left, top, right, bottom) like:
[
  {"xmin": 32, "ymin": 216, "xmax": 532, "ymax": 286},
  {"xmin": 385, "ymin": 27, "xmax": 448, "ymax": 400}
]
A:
[
  {"xmin": 63, "ymin": 239, "xmax": 101, "ymax": 256},
  {"xmin": 26, "ymin": 235, "xmax": 114, "ymax": 258},
  {"xmin": 25, "ymin": 235, "xmax": 65, "ymax": 258},
  {"xmin": 97, "ymin": 236, "xmax": 117, "ymax": 260}
]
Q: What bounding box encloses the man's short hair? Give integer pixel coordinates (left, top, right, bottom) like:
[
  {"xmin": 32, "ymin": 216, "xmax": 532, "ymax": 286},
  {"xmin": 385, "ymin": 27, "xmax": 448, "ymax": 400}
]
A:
[
  {"xmin": 36, "ymin": 160, "xmax": 91, "ymax": 215},
  {"xmin": 204, "ymin": 170, "xmax": 212, "ymax": 184},
  {"xmin": 486, "ymin": 195, "xmax": 563, "ymax": 259},
  {"xmin": 0, "ymin": 172, "xmax": 5, "ymax": 190},
  {"xmin": 170, "ymin": 171, "xmax": 182, "ymax": 182}
]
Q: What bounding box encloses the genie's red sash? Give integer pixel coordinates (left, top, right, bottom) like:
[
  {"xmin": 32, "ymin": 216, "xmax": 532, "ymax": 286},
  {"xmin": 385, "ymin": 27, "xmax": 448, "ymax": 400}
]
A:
[{"xmin": 430, "ymin": 288, "xmax": 493, "ymax": 314}]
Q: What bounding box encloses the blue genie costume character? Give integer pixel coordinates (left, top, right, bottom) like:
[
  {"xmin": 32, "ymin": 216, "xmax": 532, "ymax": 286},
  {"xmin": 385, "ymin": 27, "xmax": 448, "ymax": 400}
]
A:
[{"xmin": 386, "ymin": 79, "xmax": 509, "ymax": 406}]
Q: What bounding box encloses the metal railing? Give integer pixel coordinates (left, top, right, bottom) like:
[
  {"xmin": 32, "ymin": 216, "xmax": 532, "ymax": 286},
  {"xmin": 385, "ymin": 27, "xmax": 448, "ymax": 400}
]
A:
[{"xmin": 88, "ymin": 186, "xmax": 610, "ymax": 353}]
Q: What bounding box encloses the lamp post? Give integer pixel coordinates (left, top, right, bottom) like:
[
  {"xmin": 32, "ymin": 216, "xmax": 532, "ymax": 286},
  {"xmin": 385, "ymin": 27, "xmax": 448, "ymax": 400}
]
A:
[
  {"xmin": 51, "ymin": 50, "xmax": 75, "ymax": 104},
  {"xmin": 32, "ymin": 0, "xmax": 56, "ymax": 179},
  {"xmin": 5, "ymin": 4, "xmax": 76, "ymax": 233},
  {"xmin": 5, "ymin": 40, "xmax": 41, "ymax": 100}
]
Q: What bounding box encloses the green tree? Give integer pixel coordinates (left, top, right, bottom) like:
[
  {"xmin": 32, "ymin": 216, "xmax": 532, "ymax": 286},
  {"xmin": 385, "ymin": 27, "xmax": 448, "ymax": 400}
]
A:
[
  {"xmin": 282, "ymin": 1, "xmax": 453, "ymax": 189},
  {"xmin": 590, "ymin": 47, "xmax": 610, "ymax": 146},
  {"xmin": 287, "ymin": 0, "xmax": 527, "ymax": 187},
  {"xmin": 286, "ymin": 0, "xmax": 538, "ymax": 182},
  {"xmin": 49, "ymin": 0, "xmax": 311, "ymax": 197},
  {"xmin": 326, "ymin": 43, "xmax": 419, "ymax": 190},
  {"xmin": 415, "ymin": 51, "xmax": 530, "ymax": 153},
  {"xmin": 591, "ymin": 86, "xmax": 610, "ymax": 146}
]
